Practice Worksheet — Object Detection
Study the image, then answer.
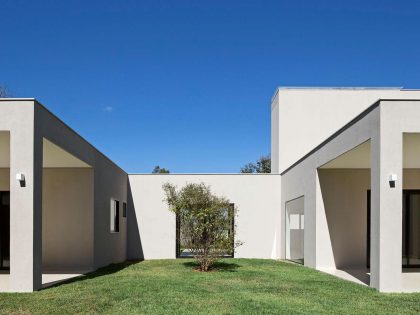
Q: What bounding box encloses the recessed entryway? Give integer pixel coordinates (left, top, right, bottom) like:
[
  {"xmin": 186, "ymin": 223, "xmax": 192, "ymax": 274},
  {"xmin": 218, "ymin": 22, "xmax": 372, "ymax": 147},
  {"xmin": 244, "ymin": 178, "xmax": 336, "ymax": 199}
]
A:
[{"xmin": 0, "ymin": 192, "xmax": 9, "ymax": 270}]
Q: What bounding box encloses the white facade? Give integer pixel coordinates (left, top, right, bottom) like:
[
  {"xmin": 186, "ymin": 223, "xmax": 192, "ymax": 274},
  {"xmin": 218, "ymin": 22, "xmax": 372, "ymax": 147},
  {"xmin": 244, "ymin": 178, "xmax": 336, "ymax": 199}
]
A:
[
  {"xmin": 127, "ymin": 174, "xmax": 281, "ymax": 260},
  {"xmin": 273, "ymin": 88, "xmax": 420, "ymax": 292},
  {"xmin": 271, "ymin": 88, "xmax": 420, "ymax": 173}
]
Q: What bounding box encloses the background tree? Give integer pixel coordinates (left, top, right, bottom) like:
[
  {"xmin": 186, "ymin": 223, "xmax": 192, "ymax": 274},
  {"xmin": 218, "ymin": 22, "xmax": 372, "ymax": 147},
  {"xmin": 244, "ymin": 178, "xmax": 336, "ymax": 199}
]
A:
[
  {"xmin": 240, "ymin": 154, "xmax": 271, "ymax": 173},
  {"xmin": 163, "ymin": 182, "xmax": 242, "ymax": 271},
  {"xmin": 152, "ymin": 165, "xmax": 170, "ymax": 173},
  {"xmin": 0, "ymin": 86, "xmax": 12, "ymax": 98}
]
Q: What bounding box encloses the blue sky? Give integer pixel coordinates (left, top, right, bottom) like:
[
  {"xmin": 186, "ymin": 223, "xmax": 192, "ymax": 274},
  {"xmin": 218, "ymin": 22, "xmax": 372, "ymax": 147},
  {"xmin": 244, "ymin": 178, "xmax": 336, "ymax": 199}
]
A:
[{"xmin": 2, "ymin": 0, "xmax": 420, "ymax": 173}]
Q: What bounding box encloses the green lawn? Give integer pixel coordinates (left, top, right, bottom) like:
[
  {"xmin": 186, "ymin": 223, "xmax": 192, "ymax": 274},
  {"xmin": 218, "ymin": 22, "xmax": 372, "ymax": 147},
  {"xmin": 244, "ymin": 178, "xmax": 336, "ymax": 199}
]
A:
[{"xmin": 1, "ymin": 259, "xmax": 420, "ymax": 314}]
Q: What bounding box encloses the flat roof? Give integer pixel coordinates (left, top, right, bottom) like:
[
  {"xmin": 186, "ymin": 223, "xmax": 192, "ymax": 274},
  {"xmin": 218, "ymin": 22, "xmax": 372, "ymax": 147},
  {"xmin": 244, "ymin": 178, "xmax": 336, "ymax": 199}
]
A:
[
  {"xmin": 0, "ymin": 98, "xmax": 36, "ymax": 101},
  {"xmin": 270, "ymin": 86, "xmax": 420, "ymax": 105}
]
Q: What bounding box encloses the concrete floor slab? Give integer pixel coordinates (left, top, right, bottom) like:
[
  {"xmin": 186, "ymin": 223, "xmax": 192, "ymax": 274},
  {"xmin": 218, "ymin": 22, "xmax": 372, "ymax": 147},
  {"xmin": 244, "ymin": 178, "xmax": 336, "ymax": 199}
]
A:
[{"xmin": 0, "ymin": 270, "xmax": 89, "ymax": 292}]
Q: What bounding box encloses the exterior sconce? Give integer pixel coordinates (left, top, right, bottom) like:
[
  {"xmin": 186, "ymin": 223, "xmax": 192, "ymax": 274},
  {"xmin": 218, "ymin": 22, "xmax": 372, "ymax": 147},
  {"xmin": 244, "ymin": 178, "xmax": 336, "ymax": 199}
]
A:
[
  {"xmin": 389, "ymin": 174, "xmax": 397, "ymax": 188},
  {"xmin": 16, "ymin": 173, "xmax": 26, "ymax": 187}
]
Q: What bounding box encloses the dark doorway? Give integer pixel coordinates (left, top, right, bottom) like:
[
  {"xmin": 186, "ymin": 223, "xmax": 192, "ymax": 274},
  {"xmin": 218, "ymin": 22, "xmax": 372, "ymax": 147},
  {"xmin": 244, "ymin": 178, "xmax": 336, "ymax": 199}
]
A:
[
  {"xmin": 367, "ymin": 190, "xmax": 420, "ymax": 268},
  {"xmin": 0, "ymin": 191, "xmax": 10, "ymax": 270}
]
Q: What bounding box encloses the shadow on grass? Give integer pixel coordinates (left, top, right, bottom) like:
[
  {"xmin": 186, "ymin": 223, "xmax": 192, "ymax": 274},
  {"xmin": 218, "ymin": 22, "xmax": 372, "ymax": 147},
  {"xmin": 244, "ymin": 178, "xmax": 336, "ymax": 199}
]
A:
[
  {"xmin": 42, "ymin": 260, "xmax": 143, "ymax": 290},
  {"xmin": 182, "ymin": 260, "xmax": 241, "ymax": 272}
]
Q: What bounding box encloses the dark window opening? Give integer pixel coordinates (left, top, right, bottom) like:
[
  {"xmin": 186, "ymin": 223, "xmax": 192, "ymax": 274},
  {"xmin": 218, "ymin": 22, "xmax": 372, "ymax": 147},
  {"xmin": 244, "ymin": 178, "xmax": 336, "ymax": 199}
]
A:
[
  {"xmin": 0, "ymin": 191, "xmax": 10, "ymax": 270},
  {"xmin": 123, "ymin": 202, "xmax": 127, "ymax": 218}
]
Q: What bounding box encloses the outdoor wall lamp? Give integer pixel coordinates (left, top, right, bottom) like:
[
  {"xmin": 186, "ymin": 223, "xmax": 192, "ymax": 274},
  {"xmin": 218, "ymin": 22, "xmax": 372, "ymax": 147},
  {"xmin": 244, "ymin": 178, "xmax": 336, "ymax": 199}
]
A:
[
  {"xmin": 16, "ymin": 173, "xmax": 26, "ymax": 187},
  {"xmin": 389, "ymin": 173, "xmax": 398, "ymax": 188}
]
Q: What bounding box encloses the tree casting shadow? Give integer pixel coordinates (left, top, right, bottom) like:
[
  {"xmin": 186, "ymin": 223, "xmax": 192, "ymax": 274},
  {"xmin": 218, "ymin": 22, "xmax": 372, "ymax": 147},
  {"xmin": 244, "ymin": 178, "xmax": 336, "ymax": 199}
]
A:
[{"xmin": 182, "ymin": 260, "xmax": 241, "ymax": 272}]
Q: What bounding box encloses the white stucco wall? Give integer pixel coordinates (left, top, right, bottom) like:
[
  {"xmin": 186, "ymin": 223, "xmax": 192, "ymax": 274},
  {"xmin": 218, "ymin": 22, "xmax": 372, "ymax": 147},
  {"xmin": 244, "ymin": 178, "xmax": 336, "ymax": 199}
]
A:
[
  {"xmin": 42, "ymin": 168, "xmax": 94, "ymax": 271},
  {"xmin": 34, "ymin": 103, "xmax": 128, "ymax": 269},
  {"xmin": 281, "ymin": 105, "xmax": 379, "ymax": 272},
  {"xmin": 281, "ymin": 100, "xmax": 420, "ymax": 292},
  {"xmin": 271, "ymin": 88, "xmax": 420, "ymax": 173},
  {"xmin": 127, "ymin": 174, "xmax": 281, "ymax": 260},
  {"xmin": 0, "ymin": 99, "xmax": 129, "ymax": 292}
]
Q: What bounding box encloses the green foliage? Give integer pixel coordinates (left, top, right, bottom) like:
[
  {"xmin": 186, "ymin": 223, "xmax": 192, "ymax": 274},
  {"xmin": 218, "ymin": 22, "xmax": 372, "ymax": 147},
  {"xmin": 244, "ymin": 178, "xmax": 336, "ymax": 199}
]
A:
[
  {"xmin": 163, "ymin": 182, "xmax": 242, "ymax": 271},
  {"xmin": 240, "ymin": 154, "xmax": 271, "ymax": 173},
  {"xmin": 152, "ymin": 165, "xmax": 170, "ymax": 173},
  {"xmin": 0, "ymin": 86, "xmax": 12, "ymax": 98}
]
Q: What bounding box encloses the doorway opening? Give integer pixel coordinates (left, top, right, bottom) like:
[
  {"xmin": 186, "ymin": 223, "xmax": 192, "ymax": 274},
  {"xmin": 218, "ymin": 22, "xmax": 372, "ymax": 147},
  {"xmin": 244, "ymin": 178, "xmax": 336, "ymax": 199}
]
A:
[
  {"xmin": 367, "ymin": 190, "xmax": 420, "ymax": 268},
  {"xmin": 285, "ymin": 196, "xmax": 304, "ymax": 264},
  {"xmin": 0, "ymin": 191, "xmax": 10, "ymax": 270}
]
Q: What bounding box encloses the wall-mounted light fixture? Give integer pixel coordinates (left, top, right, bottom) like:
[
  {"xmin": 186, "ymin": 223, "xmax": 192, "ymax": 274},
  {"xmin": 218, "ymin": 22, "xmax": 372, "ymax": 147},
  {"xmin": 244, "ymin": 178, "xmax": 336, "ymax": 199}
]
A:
[
  {"xmin": 16, "ymin": 173, "xmax": 25, "ymax": 187},
  {"xmin": 389, "ymin": 173, "xmax": 397, "ymax": 188}
]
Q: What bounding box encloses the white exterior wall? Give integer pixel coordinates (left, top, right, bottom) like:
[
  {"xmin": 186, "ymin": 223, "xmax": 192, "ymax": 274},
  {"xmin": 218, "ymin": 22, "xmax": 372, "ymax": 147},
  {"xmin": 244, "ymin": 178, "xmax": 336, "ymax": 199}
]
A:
[
  {"xmin": 281, "ymin": 100, "xmax": 420, "ymax": 292},
  {"xmin": 0, "ymin": 99, "xmax": 128, "ymax": 292},
  {"xmin": 281, "ymin": 105, "xmax": 379, "ymax": 276},
  {"xmin": 127, "ymin": 174, "xmax": 281, "ymax": 260},
  {"xmin": 42, "ymin": 168, "xmax": 94, "ymax": 271},
  {"xmin": 271, "ymin": 88, "xmax": 420, "ymax": 174}
]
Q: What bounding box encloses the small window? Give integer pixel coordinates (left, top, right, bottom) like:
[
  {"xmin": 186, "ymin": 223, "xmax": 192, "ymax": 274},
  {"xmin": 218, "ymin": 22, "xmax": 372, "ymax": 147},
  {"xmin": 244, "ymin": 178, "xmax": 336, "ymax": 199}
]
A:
[
  {"xmin": 110, "ymin": 199, "xmax": 120, "ymax": 233},
  {"xmin": 123, "ymin": 202, "xmax": 127, "ymax": 218}
]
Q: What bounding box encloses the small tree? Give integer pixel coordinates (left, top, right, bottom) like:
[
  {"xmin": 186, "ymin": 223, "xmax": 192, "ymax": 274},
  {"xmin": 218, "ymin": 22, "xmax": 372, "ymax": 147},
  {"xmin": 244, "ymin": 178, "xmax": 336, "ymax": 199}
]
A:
[
  {"xmin": 240, "ymin": 154, "xmax": 271, "ymax": 173},
  {"xmin": 0, "ymin": 86, "xmax": 12, "ymax": 98},
  {"xmin": 152, "ymin": 165, "xmax": 170, "ymax": 173},
  {"xmin": 163, "ymin": 182, "xmax": 242, "ymax": 271}
]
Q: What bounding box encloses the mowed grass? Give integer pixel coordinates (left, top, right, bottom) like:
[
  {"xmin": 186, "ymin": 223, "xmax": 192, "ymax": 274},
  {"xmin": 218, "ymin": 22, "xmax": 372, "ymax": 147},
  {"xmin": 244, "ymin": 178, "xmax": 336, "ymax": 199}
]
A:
[{"xmin": 1, "ymin": 259, "xmax": 420, "ymax": 314}]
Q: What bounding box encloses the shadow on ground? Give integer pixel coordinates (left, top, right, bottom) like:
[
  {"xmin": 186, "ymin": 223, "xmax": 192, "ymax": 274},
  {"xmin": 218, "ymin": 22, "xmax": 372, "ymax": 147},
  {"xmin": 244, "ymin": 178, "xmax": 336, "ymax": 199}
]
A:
[
  {"xmin": 182, "ymin": 260, "xmax": 241, "ymax": 272},
  {"xmin": 43, "ymin": 260, "xmax": 143, "ymax": 290}
]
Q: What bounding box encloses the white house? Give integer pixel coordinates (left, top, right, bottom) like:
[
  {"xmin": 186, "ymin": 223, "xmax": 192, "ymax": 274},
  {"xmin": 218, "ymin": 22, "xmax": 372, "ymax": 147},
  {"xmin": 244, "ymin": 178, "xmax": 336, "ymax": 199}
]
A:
[{"xmin": 1, "ymin": 87, "xmax": 420, "ymax": 293}]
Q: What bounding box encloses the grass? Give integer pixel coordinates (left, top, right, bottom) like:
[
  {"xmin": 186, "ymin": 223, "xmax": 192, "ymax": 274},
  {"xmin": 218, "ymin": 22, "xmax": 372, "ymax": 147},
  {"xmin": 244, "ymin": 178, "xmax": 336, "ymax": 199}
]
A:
[{"xmin": 1, "ymin": 259, "xmax": 420, "ymax": 314}]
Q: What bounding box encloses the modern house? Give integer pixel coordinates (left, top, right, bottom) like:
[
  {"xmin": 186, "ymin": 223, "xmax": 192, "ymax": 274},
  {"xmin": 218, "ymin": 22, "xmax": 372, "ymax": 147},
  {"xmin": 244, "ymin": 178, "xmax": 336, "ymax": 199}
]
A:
[{"xmin": 1, "ymin": 87, "xmax": 420, "ymax": 293}]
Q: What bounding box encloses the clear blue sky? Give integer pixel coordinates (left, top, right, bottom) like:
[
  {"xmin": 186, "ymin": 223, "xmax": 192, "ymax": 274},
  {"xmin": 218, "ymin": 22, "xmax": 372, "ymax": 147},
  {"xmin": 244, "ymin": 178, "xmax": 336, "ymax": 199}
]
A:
[{"xmin": 2, "ymin": 1, "xmax": 420, "ymax": 173}]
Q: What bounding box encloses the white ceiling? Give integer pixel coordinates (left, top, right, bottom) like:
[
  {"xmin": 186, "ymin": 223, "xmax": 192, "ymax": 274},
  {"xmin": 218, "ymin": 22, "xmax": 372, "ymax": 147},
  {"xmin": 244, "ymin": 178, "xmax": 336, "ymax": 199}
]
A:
[
  {"xmin": 321, "ymin": 141, "xmax": 371, "ymax": 169},
  {"xmin": 0, "ymin": 133, "xmax": 90, "ymax": 168},
  {"xmin": 321, "ymin": 134, "xmax": 420, "ymax": 169},
  {"xmin": 403, "ymin": 134, "xmax": 420, "ymax": 168},
  {"xmin": 0, "ymin": 132, "xmax": 10, "ymax": 168}
]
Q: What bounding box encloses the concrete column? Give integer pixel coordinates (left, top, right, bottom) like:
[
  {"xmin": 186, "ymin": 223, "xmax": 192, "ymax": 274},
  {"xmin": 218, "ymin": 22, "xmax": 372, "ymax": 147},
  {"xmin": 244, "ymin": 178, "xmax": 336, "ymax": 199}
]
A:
[
  {"xmin": 370, "ymin": 128, "xmax": 402, "ymax": 292},
  {"xmin": 9, "ymin": 124, "xmax": 43, "ymax": 292}
]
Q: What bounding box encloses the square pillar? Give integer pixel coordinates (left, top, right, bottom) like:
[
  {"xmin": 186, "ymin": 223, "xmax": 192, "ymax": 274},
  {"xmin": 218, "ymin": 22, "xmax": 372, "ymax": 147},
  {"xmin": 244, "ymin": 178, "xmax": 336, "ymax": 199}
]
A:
[
  {"xmin": 9, "ymin": 129, "xmax": 43, "ymax": 292},
  {"xmin": 370, "ymin": 130, "xmax": 402, "ymax": 292}
]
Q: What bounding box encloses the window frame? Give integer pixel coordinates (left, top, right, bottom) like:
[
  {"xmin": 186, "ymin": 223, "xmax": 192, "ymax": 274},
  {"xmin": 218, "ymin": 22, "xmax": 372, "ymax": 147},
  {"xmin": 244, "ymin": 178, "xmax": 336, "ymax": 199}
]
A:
[
  {"xmin": 122, "ymin": 202, "xmax": 127, "ymax": 218},
  {"xmin": 110, "ymin": 199, "xmax": 120, "ymax": 233}
]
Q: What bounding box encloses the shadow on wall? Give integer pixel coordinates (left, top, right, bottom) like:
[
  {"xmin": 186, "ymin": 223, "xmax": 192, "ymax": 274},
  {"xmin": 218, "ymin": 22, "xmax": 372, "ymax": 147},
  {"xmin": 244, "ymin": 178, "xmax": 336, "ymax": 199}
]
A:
[{"xmin": 127, "ymin": 180, "xmax": 144, "ymax": 260}]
